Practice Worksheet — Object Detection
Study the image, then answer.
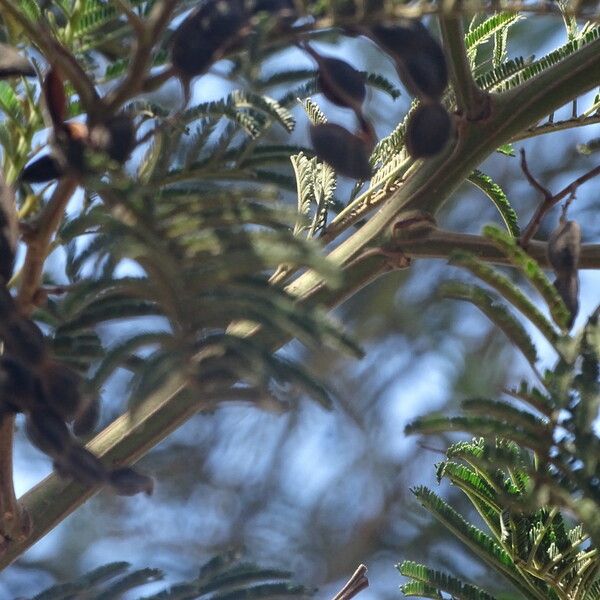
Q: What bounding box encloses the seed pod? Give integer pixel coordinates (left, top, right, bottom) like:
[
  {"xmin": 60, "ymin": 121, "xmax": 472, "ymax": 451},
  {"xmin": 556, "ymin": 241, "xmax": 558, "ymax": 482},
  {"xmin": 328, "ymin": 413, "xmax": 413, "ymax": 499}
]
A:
[
  {"xmin": 43, "ymin": 68, "xmax": 67, "ymax": 129},
  {"xmin": 405, "ymin": 103, "xmax": 452, "ymax": 158},
  {"xmin": 20, "ymin": 154, "xmax": 64, "ymax": 184},
  {"xmin": 109, "ymin": 467, "xmax": 155, "ymax": 496},
  {"xmin": 0, "ymin": 43, "xmax": 35, "ymax": 79},
  {"xmin": 0, "ymin": 356, "xmax": 38, "ymax": 413},
  {"xmin": 42, "ymin": 361, "xmax": 84, "ymax": 422},
  {"xmin": 547, "ymin": 220, "xmax": 581, "ymax": 279},
  {"xmin": 3, "ymin": 317, "xmax": 47, "ymax": 366},
  {"xmin": 73, "ymin": 395, "xmax": 101, "ymax": 436},
  {"xmin": 554, "ymin": 274, "xmax": 579, "ymax": 329},
  {"xmin": 370, "ymin": 21, "xmax": 448, "ymax": 101},
  {"xmin": 26, "ymin": 409, "xmax": 71, "ymax": 457},
  {"xmin": 56, "ymin": 445, "xmax": 107, "ymax": 485},
  {"xmin": 171, "ymin": 1, "xmax": 247, "ymax": 81},
  {"xmin": 0, "ymin": 172, "xmax": 18, "ymax": 282},
  {"xmin": 310, "ymin": 123, "xmax": 372, "ymax": 180},
  {"xmin": 302, "ymin": 44, "xmax": 366, "ymax": 110}
]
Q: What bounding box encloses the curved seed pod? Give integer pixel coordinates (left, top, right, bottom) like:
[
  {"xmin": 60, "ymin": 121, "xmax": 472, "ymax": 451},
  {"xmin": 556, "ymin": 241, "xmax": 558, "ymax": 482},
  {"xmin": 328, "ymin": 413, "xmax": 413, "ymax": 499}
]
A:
[
  {"xmin": 42, "ymin": 361, "xmax": 84, "ymax": 422},
  {"xmin": 109, "ymin": 467, "xmax": 155, "ymax": 496},
  {"xmin": 547, "ymin": 220, "xmax": 581, "ymax": 278},
  {"xmin": 171, "ymin": 0, "xmax": 247, "ymax": 81},
  {"xmin": 303, "ymin": 45, "xmax": 366, "ymax": 110},
  {"xmin": 56, "ymin": 445, "xmax": 107, "ymax": 485},
  {"xmin": 370, "ymin": 21, "xmax": 448, "ymax": 101},
  {"xmin": 20, "ymin": 154, "xmax": 64, "ymax": 183},
  {"xmin": 0, "ymin": 172, "xmax": 18, "ymax": 282},
  {"xmin": 43, "ymin": 68, "xmax": 67, "ymax": 129},
  {"xmin": 3, "ymin": 317, "xmax": 47, "ymax": 366},
  {"xmin": 0, "ymin": 356, "xmax": 38, "ymax": 413},
  {"xmin": 73, "ymin": 395, "xmax": 101, "ymax": 436},
  {"xmin": 405, "ymin": 103, "xmax": 452, "ymax": 158},
  {"xmin": 0, "ymin": 42, "xmax": 35, "ymax": 79},
  {"xmin": 554, "ymin": 274, "xmax": 579, "ymax": 329},
  {"xmin": 310, "ymin": 123, "xmax": 373, "ymax": 180},
  {"xmin": 26, "ymin": 409, "xmax": 72, "ymax": 457}
]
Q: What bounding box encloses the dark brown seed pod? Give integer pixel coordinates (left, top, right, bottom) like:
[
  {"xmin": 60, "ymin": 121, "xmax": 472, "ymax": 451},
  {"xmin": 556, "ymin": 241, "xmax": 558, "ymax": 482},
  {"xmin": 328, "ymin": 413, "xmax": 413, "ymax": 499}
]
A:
[
  {"xmin": 370, "ymin": 21, "xmax": 448, "ymax": 101},
  {"xmin": 554, "ymin": 274, "xmax": 579, "ymax": 329},
  {"xmin": 41, "ymin": 361, "xmax": 84, "ymax": 422},
  {"xmin": 302, "ymin": 44, "xmax": 366, "ymax": 110},
  {"xmin": 310, "ymin": 123, "xmax": 373, "ymax": 180},
  {"xmin": 20, "ymin": 154, "xmax": 64, "ymax": 184},
  {"xmin": 317, "ymin": 57, "xmax": 366, "ymax": 109},
  {"xmin": 0, "ymin": 356, "xmax": 38, "ymax": 413},
  {"xmin": 0, "ymin": 42, "xmax": 35, "ymax": 79},
  {"xmin": 26, "ymin": 409, "xmax": 72, "ymax": 457},
  {"xmin": 43, "ymin": 68, "xmax": 68, "ymax": 129},
  {"xmin": 405, "ymin": 103, "xmax": 452, "ymax": 158},
  {"xmin": 547, "ymin": 220, "xmax": 581, "ymax": 279},
  {"xmin": 171, "ymin": 0, "xmax": 247, "ymax": 81},
  {"xmin": 56, "ymin": 445, "xmax": 107, "ymax": 485},
  {"xmin": 109, "ymin": 467, "xmax": 155, "ymax": 496}
]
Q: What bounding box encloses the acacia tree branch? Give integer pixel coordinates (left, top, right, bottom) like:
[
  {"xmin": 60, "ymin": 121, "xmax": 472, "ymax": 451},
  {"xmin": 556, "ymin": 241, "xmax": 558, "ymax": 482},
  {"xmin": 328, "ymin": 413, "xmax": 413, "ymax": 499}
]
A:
[
  {"xmin": 439, "ymin": 15, "xmax": 490, "ymax": 120},
  {"xmin": 104, "ymin": 0, "xmax": 179, "ymax": 114},
  {"xmin": 520, "ymin": 149, "xmax": 600, "ymax": 246},
  {"xmin": 16, "ymin": 178, "xmax": 78, "ymax": 317},
  {"xmin": 2, "ymin": 12, "xmax": 600, "ymax": 572}
]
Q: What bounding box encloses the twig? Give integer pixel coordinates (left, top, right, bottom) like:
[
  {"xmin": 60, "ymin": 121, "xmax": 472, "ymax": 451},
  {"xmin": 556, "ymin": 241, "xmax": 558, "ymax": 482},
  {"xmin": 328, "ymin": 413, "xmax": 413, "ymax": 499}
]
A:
[
  {"xmin": 519, "ymin": 148, "xmax": 600, "ymax": 247},
  {"xmin": 105, "ymin": 0, "xmax": 179, "ymax": 113},
  {"xmin": 0, "ymin": 415, "xmax": 30, "ymax": 549},
  {"xmin": 332, "ymin": 564, "xmax": 369, "ymax": 600},
  {"xmin": 439, "ymin": 15, "xmax": 490, "ymax": 120},
  {"xmin": 112, "ymin": 0, "xmax": 145, "ymax": 34},
  {"xmin": 16, "ymin": 178, "xmax": 78, "ymax": 316}
]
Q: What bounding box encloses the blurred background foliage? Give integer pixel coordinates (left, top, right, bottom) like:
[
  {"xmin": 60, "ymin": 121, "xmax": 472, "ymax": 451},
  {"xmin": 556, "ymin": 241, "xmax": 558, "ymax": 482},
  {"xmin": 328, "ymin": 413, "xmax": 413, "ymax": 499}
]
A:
[{"xmin": 2, "ymin": 7, "xmax": 600, "ymax": 600}]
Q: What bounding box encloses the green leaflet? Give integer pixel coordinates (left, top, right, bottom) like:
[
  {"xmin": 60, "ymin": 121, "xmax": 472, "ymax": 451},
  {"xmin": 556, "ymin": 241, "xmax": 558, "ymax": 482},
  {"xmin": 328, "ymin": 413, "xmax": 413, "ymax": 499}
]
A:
[
  {"xmin": 468, "ymin": 170, "xmax": 520, "ymax": 237},
  {"xmin": 448, "ymin": 251, "xmax": 559, "ymax": 347},
  {"xmin": 482, "ymin": 225, "xmax": 572, "ymax": 332},
  {"xmin": 399, "ymin": 561, "xmax": 498, "ymax": 600},
  {"xmin": 466, "ymin": 13, "xmax": 524, "ymax": 63},
  {"xmin": 440, "ymin": 281, "xmax": 538, "ymax": 366},
  {"xmin": 29, "ymin": 553, "xmax": 311, "ymax": 600}
]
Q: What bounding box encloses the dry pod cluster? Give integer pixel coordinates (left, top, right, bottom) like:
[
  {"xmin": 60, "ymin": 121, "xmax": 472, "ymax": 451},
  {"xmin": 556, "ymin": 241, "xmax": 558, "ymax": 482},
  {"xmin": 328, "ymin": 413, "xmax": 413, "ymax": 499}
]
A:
[
  {"xmin": 0, "ymin": 221, "xmax": 152, "ymax": 494},
  {"xmin": 302, "ymin": 43, "xmax": 375, "ymax": 180},
  {"xmin": 370, "ymin": 21, "xmax": 452, "ymax": 158},
  {"xmin": 20, "ymin": 69, "xmax": 135, "ymax": 184},
  {"xmin": 547, "ymin": 219, "xmax": 581, "ymax": 328}
]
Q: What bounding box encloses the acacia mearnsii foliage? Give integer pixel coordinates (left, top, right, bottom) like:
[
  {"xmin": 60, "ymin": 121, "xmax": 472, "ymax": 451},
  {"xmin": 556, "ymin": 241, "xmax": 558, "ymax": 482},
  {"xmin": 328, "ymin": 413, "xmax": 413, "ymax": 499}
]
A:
[{"xmin": 0, "ymin": 0, "xmax": 599, "ymax": 598}]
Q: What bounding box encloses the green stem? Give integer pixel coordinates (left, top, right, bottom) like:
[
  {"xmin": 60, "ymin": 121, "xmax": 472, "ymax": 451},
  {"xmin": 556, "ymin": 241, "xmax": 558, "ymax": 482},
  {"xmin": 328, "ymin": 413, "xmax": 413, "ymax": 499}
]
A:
[{"xmin": 439, "ymin": 15, "xmax": 490, "ymax": 120}]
